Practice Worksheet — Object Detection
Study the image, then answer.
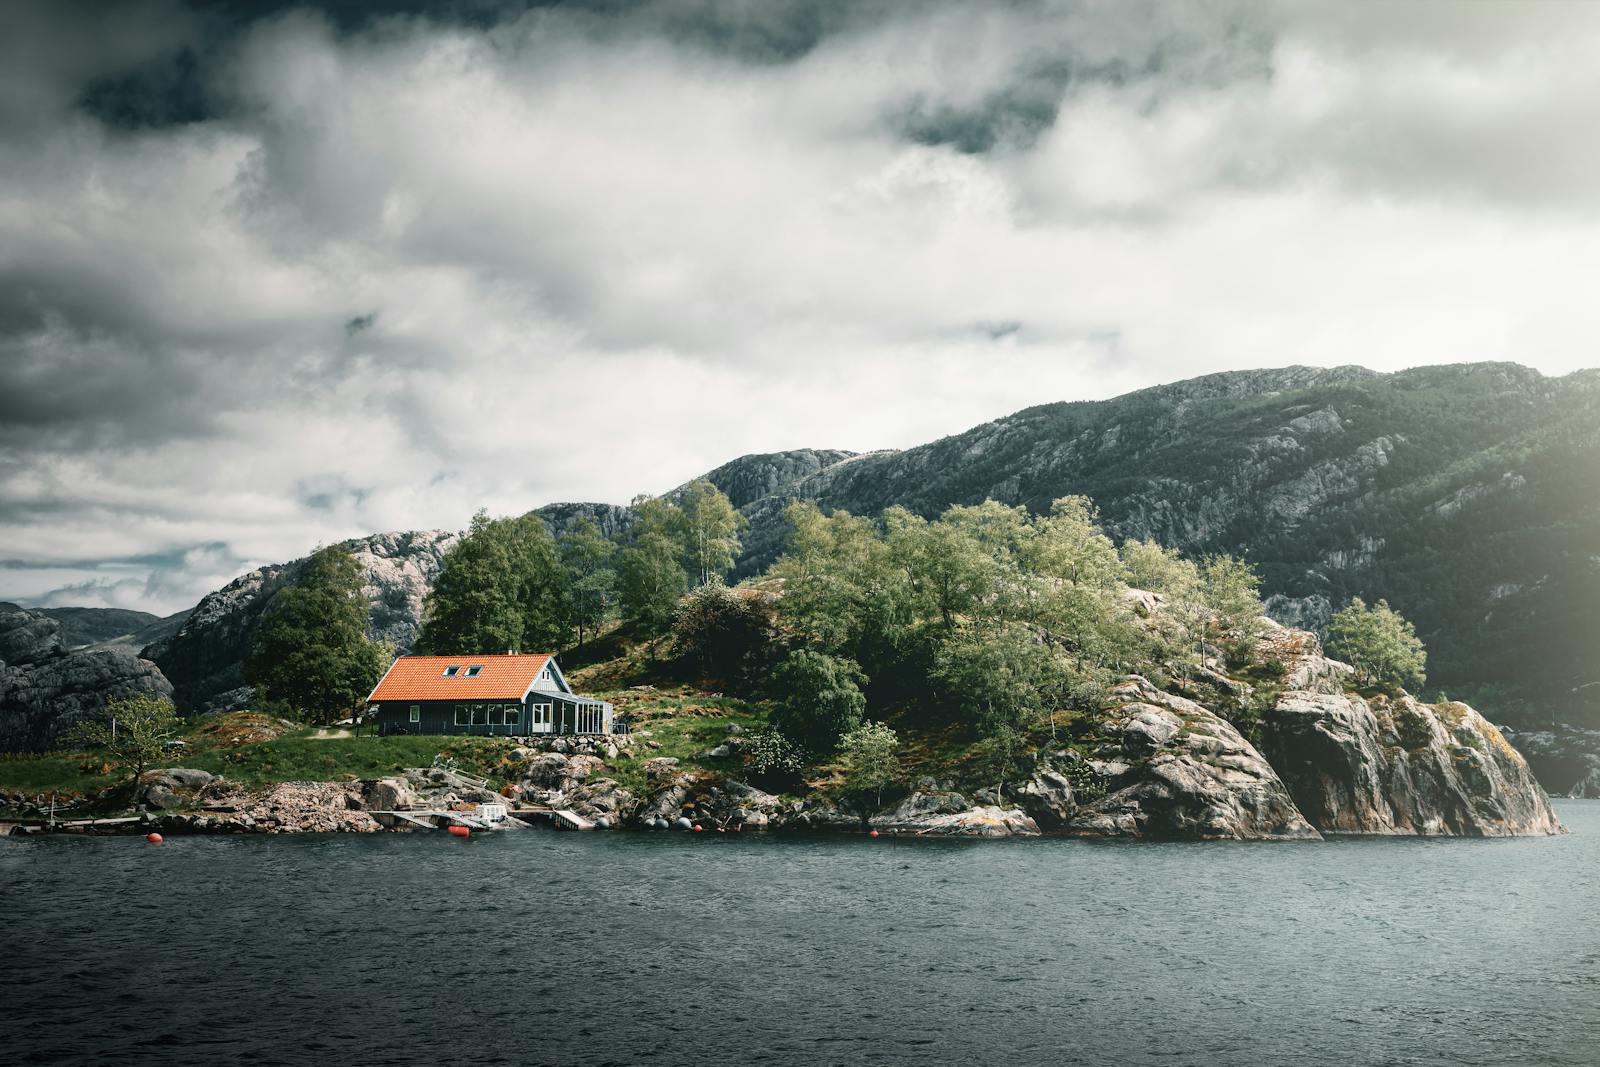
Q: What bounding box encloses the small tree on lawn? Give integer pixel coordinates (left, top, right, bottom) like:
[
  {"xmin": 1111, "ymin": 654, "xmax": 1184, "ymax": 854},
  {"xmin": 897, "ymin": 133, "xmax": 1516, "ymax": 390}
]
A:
[
  {"xmin": 1326, "ymin": 597, "xmax": 1427, "ymax": 691},
  {"xmin": 839, "ymin": 720, "xmax": 901, "ymax": 814},
  {"xmin": 63, "ymin": 695, "xmax": 180, "ymax": 789}
]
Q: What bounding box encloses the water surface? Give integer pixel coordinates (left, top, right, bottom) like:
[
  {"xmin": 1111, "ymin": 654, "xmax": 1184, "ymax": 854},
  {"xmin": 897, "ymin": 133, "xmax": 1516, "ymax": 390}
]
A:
[{"xmin": 5, "ymin": 801, "xmax": 1598, "ymax": 1066}]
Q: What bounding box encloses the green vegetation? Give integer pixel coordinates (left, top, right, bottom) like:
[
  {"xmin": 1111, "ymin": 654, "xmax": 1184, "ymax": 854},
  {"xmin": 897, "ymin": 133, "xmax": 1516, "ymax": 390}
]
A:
[
  {"xmin": 561, "ymin": 514, "xmax": 616, "ymax": 651},
  {"xmin": 770, "ymin": 650, "xmax": 867, "ymax": 752},
  {"xmin": 837, "ymin": 720, "xmax": 901, "ymax": 811},
  {"xmin": 60, "ymin": 694, "xmax": 180, "ymax": 788},
  {"xmin": 416, "ymin": 510, "xmax": 567, "ymax": 655},
  {"xmin": 1327, "ymin": 597, "xmax": 1428, "ymax": 691},
  {"xmin": 671, "ymin": 579, "xmax": 776, "ymax": 690},
  {"xmin": 245, "ymin": 546, "xmax": 386, "ymax": 724}
]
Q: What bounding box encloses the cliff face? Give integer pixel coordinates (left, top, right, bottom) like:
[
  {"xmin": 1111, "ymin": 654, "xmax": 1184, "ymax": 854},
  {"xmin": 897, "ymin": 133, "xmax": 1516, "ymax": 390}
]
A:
[
  {"xmin": 0, "ymin": 604, "xmax": 174, "ymax": 751},
  {"xmin": 1256, "ymin": 627, "xmax": 1562, "ymax": 836},
  {"xmin": 144, "ymin": 529, "xmax": 456, "ymax": 712},
  {"xmin": 1032, "ymin": 676, "xmax": 1321, "ymax": 841}
]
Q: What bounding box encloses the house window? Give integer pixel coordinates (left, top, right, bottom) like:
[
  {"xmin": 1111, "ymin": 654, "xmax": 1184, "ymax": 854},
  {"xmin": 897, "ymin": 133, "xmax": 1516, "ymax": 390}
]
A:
[
  {"xmin": 502, "ymin": 706, "xmax": 520, "ymax": 727},
  {"xmin": 454, "ymin": 705, "xmax": 470, "ymax": 726},
  {"xmin": 465, "ymin": 666, "xmax": 482, "ymax": 677},
  {"xmin": 442, "ymin": 665, "xmax": 461, "ymax": 677},
  {"xmin": 409, "ymin": 705, "xmax": 420, "ymax": 723},
  {"xmin": 577, "ymin": 704, "xmax": 602, "ymax": 734},
  {"xmin": 471, "ymin": 705, "xmax": 488, "ymax": 726},
  {"xmin": 530, "ymin": 703, "xmax": 551, "ymax": 726}
]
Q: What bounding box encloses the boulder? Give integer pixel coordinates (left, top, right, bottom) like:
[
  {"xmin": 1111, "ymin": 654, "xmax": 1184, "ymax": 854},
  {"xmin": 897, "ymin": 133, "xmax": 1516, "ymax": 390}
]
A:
[
  {"xmin": 877, "ymin": 805, "xmax": 1040, "ymax": 838},
  {"xmin": 366, "ymin": 777, "xmax": 417, "ymax": 811},
  {"xmin": 1263, "ymin": 690, "xmax": 1564, "ymax": 836},
  {"xmin": 1016, "ymin": 768, "xmax": 1077, "ymax": 830},
  {"xmin": 153, "ymin": 768, "xmax": 215, "ymax": 790}
]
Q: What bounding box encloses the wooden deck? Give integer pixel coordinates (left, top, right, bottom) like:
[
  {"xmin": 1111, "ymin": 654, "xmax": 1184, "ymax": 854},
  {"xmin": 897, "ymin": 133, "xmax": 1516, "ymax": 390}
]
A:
[{"xmin": 367, "ymin": 807, "xmax": 595, "ymax": 832}]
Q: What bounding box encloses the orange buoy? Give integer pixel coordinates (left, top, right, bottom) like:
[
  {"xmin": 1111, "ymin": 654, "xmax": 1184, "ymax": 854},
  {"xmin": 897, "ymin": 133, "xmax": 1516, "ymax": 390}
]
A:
[
  {"xmin": 146, "ymin": 832, "xmax": 163, "ymax": 844},
  {"xmin": 693, "ymin": 823, "xmax": 703, "ymax": 832},
  {"xmin": 447, "ymin": 825, "xmax": 471, "ymax": 838},
  {"xmin": 869, "ymin": 830, "xmax": 879, "ymax": 838},
  {"xmin": 717, "ymin": 827, "xmax": 725, "ymax": 833}
]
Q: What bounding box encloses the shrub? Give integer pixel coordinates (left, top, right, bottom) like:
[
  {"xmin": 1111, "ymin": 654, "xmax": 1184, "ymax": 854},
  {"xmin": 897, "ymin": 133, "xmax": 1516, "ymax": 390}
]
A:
[
  {"xmin": 1327, "ymin": 597, "xmax": 1427, "ymax": 691},
  {"xmin": 672, "ymin": 579, "xmax": 776, "ymax": 691},
  {"xmin": 770, "ymin": 651, "xmax": 867, "ymax": 752}
]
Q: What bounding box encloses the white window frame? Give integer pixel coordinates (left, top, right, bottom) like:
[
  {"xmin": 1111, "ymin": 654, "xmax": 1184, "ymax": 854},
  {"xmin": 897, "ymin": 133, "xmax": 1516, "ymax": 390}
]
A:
[
  {"xmin": 454, "ymin": 705, "xmax": 470, "ymax": 726},
  {"xmin": 465, "ymin": 666, "xmax": 482, "ymax": 677},
  {"xmin": 501, "ymin": 705, "xmax": 520, "ymax": 727},
  {"xmin": 442, "ymin": 665, "xmax": 461, "ymax": 677},
  {"xmin": 409, "ymin": 705, "xmax": 420, "ymax": 723}
]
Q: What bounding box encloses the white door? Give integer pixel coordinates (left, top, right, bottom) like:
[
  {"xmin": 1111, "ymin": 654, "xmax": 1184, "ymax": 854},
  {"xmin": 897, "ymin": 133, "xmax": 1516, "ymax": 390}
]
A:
[{"xmin": 529, "ymin": 702, "xmax": 553, "ymax": 734}]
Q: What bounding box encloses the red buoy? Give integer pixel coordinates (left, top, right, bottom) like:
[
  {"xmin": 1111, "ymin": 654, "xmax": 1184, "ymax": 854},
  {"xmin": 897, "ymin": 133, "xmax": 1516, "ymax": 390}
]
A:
[
  {"xmin": 869, "ymin": 830, "xmax": 879, "ymax": 838},
  {"xmin": 447, "ymin": 825, "xmax": 471, "ymax": 838},
  {"xmin": 146, "ymin": 832, "xmax": 163, "ymax": 844},
  {"xmin": 693, "ymin": 823, "xmax": 703, "ymax": 832}
]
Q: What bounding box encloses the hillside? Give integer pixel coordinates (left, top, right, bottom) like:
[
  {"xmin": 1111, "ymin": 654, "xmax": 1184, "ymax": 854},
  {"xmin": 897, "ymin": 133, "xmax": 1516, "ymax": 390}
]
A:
[
  {"xmin": 39, "ymin": 607, "xmax": 162, "ymax": 649},
  {"xmin": 721, "ymin": 363, "xmax": 1600, "ymax": 727},
  {"xmin": 110, "ymin": 362, "xmax": 1600, "ymax": 734}
]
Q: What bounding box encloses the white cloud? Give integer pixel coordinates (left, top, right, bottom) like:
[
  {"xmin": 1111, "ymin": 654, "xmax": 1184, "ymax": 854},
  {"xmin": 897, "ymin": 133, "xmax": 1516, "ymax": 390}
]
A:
[{"xmin": 3, "ymin": 0, "xmax": 1600, "ymax": 613}]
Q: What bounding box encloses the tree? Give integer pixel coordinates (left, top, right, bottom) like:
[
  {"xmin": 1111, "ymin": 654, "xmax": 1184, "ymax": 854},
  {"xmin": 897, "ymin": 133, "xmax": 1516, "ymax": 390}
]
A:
[
  {"xmin": 560, "ymin": 515, "xmax": 616, "ymax": 650},
  {"xmin": 671, "ymin": 579, "xmax": 776, "ymax": 690},
  {"xmin": 63, "ymin": 695, "xmax": 181, "ymax": 788},
  {"xmin": 838, "ymin": 720, "xmax": 901, "ymax": 812},
  {"xmin": 1197, "ymin": 554, "xmax": 1265, "ymax": 662},
  {"xmin": 887, "ymin": 506, "xmax": 998, "ymax": 631},
  {"xmin": 676, "ymin": 479, "xmax": 746, "ymax": 587},
  {"xmin": 416, "ymin": 510, "xmax": 523, "ymax": 654},
  {"xmin": 502, "ymin": 513, "xmax": 570, "ymax": 652},
  {"xmin": 770, "ymin": 650, "xmax": 868, "ymax": 751},
  {"xmin": 932, "ymin": 622, "xmax": 1066, "ymax": 732},
  {"xmin": 418, "ymin": 511, "xmax": 568, "ymax": 654},
  {"xmin": 617, "ymin": 535, "xmax": 688, "ymax": 627},
  {"xmin": 1327, "ymin": 597, "xmax": 1427, "ymax": 690},
  {"xmin": 979, "ymin": 721, "xmax": 1030, "ymax": 800},
  {"xmin": 245, "ymin": 546, "xmax": 387, "ymax": 724}
]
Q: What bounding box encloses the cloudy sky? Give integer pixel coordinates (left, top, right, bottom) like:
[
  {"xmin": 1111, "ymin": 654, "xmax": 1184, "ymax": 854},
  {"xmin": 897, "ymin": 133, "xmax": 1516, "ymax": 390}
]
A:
[{"xmin": 4, "ymin": 0, "xmax": 1600, "ymax": 616}]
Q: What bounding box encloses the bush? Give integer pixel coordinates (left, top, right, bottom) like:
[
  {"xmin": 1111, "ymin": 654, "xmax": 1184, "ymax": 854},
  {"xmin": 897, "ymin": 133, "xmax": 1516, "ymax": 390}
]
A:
[
  {"xmin": 671, "ymin": 579, "xmax": 776, "ymax": 691},
  {"xmin": 741, "ymin": 727, "xmax": 806, "ymax": 791},
  {"xmin": 770, "ymin": 651, "xmax": 867, "ymax": 752}
]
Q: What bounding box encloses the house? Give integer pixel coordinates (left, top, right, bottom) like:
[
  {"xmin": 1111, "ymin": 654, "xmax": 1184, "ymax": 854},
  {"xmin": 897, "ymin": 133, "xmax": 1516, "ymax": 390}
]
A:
[{"xmin": 366, "ymin": 653, "xmax": 615, "ymax": 737}]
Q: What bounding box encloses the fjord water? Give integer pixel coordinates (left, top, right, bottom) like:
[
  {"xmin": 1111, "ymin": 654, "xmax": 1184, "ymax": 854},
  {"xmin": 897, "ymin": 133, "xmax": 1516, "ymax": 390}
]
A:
[{"xmin": 6, "ymin": 803, "xmax": 1597, "ymax": 1067}]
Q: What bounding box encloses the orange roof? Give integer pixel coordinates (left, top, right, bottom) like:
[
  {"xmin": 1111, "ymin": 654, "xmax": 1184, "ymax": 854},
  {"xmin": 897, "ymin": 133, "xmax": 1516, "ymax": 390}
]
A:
[{"xmin": 368, "ymin": 653, "xmax": 554, "ymax": 702}]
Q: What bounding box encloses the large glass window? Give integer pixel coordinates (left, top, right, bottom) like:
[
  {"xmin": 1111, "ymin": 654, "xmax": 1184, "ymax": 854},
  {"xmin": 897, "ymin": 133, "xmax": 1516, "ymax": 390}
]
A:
[
  {"xmin": 530, "ymin": 703, "xmax": 551, "ymax": 726},
  {"xmin": 454, "ymin": 705, "xmax": 470, "ymax": 726},
  {"xmin": 470, "ymin": 705, "xmax": 487, "ymax": 726},
  {"xmin": 502, "ymin": 706, "xmax": 520, "ymax": 726}
]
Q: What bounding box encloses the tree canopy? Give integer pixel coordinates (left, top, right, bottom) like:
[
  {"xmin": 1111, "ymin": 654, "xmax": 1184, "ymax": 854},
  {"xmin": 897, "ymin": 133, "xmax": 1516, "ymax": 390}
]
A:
[
  {"xmin": 245, "ymin": 546, "xmax": 386, "ymax": 724},
  {"xmin": 63, "ymin": 695, "xmax": 180, "ymax": 787},
  {"xmin": 1327, "ymin": 597, "xmax": 1427, "ymax": 690}
]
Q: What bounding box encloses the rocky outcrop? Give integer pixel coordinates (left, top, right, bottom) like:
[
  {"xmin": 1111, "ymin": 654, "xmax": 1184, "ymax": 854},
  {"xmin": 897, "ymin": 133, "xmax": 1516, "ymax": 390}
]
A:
[
  {"xmin": 1263, "ymin": 690, "xmax": 1563, "ymax": 836},
  {"xmin": 870, "ymin": 792, "xmax": 1040, "ymax": 837},
  {"xmin": 143, "ymin": 528, "xmax": 457, "ymax": 711},
  {"xmin": 0, "ymin": 604, "xmax": 175, "ymax": 751},
  {"xmin": 1053, "ymin": 677, "xmax": 1321, "ymax": 841}
]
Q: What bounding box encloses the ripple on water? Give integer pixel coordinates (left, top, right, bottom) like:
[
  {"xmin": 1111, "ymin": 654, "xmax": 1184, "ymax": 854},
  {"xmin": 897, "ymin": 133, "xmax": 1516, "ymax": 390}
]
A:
[{"xmin": 3, "ymin": 802, "xmax": 1599, "ymax": 1067}]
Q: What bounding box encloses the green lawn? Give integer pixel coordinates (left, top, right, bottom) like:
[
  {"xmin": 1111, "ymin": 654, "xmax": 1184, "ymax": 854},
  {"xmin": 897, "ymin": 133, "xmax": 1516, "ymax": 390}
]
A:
[{"xmin": 0, "ymin": 733, "xmax": 519, "ymax": 798}]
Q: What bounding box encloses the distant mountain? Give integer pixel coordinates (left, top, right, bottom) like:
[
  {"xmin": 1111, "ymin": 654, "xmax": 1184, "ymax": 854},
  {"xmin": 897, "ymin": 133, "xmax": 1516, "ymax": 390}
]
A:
[
  {"xmin": 88, "ymin": 608, "xmax": 192, "ymax": 656},
  {"xmin": 133, "ymin": 364, "xmax": 1600, "ymax": 731},
  {"xmin": 718, "ymin": 363, "xmax": 1600, "ymax": 726},
  {"xmin": 37, "ymin": 607, "xmax": 161, "ymax": 649}
]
